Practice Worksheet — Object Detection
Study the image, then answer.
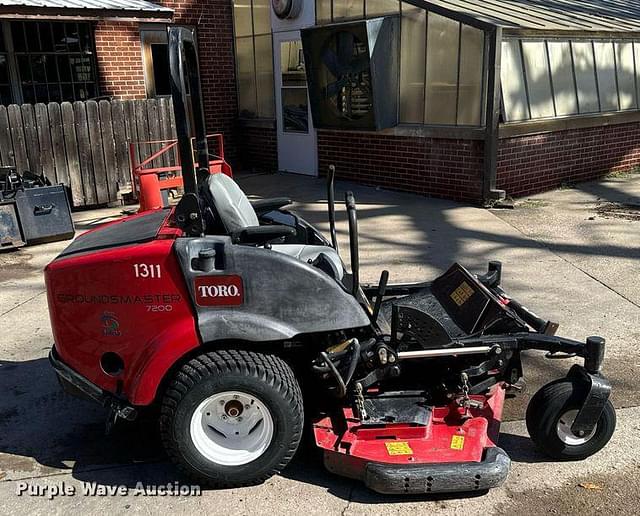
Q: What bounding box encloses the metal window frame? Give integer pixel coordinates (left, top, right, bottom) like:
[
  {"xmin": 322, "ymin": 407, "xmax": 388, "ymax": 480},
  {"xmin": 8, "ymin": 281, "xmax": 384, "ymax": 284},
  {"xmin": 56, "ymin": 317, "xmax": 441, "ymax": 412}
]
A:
[
  {"xmin": 7, "ymin": 19, "xmax": 98, "ymax": 105},
  {"xmin": 232, "ymin": 0, "xmax": 275, "ymax": 120}
]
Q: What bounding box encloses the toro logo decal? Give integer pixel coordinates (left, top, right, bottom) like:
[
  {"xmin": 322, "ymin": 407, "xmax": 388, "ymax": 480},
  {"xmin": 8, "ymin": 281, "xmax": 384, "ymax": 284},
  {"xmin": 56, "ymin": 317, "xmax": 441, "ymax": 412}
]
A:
[{"xmin": 194, "ymin": 275, "xmax": 244, "ymax": 307}]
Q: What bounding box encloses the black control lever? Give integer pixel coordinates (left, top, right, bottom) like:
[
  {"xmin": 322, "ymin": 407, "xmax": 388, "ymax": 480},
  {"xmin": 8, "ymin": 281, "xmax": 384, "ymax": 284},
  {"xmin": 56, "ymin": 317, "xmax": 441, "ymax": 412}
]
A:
[
  {"xmin": 327, "ymin": 165, "xmax": 339, "ymax": 253},
  {"xmin": 371, "ymin": 270, "xmax": 389, "ymax": 323},
  {"xmin": 345, "ymin": 191, "xmax": 359, "ymax": 297}
]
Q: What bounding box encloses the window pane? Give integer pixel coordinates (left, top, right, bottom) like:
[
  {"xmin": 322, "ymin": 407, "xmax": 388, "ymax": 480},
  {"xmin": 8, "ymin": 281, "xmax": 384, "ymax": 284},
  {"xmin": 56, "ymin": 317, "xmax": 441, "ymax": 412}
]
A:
[
  {"xmin": 0, "ymin": 55, "xmax": 9, "ymax": 84},
  {"xmin": 615, "ymin": 41, "xmax": 636, "ymax": 110},
  {"xmin": 425, "ymin": 12, "xmax": 459, "ymax": 125},
  {"xmin": 61, "ymin": 83, "xmax": 74, "ymax": 101},
  {"xmin": 78, "ymin": 22, "xmax": 92, "ymax": 53},
  {"xmin": 282, "ymin": 88, "xmax": 308, "ymax": 132},
  {"xmin": 333, "ymin": 0, "xmax": 364, "ymax": 21},
  {"xmin": 71, "ymin": 55, "xmax": 92, "ymax": 82},
  {"xmin": 236, "ymin": 37, "xmax": 257, "ymax": 116},
  {"xmin": 57, "ymin": 55, "xmax": 71, "ymax": 82},
  {"xmin": 253, "ymin": 0, "xmax": 271, "ymax": 35},
  {"xmin": 74, "ymin": 83, "xmax": 89, "ymax": 101},
  {"xmin": 44, "ymin": 54, "xmax": 58, "ymax": 82},
  {"xmin": 366, "ymin": 0, "xmax": 399, "ymax": 17},
  {"xmin": 151, "ymin": 44, "xmax": 171, "ymax": 96},
  {"xmin": 316, "ymin": 0, "xmax": 331, "ymax": 23},
  {"xmin": 635, "ymin": 42, "xmax": 640, "ymax": 107},
  {"xmin": 49, "ymin": 84, "xmax": 62, "ymax": 103},
  {"xmin": 25, "ymin": 22, "xmax": 40, "ymax": 51},
  {"xmin": 501, "ymin": 40, "xmax": 529, "ymax": 121},
  {"xmin": 53, "ymin": 23, "xmax": 67, "ymax": 51},
  {"xmin": 457, "ymin": 24, "xmax": 484, "ymax": 126},
  {"xmin": 31, "ymin": 55, "xmax": 46, "ymax": 83},
  {"xmin": 281, "ymin": 40, "xmax": 306, "ymax": 86},
  {"xmin": 40, "ymin": 23, "xmax": 54, "ymax": 52},
  {"xmin": 22, "ymin": 85, "xmax": 34, "ymax": 104},
  {"xmin": 35, "ymin": 84, "xmax": 48, "ymax": 103},
  {"xmin": 399, "ymin": 4, "xmax": 425, "ymax": 123},
  {"xmin": 17, "ymin": 55, "xmax": 31, "ymax": 83},
  {"xmin": 233, "ymin": 0, "xmax": 253, "ymax": 37},
  {"xmin": 547, "ymin": 41, "xmax": 577, "ymax": 116},
  {"xmin": 0, "ymin": 85, "xmax": 11, "ymax": 104},
  {"xmin": 65, "ymin": 23, "xmax": 80, "ymax": 52},
  {"xmin": 0, "ymin": 24, "xmax": 5, "ymax": 53},
  {"xmin": 255, "ymin": 34, "xmax": 274, "ymax": 118},
  {"xmin": 521, "ymin": 41, "xmax": 554, "ymax": 118},
  {"xmin": 572, "ymin": 41, "xmax": 599, "ymax": 113},
  {"xmin": 11, "ymin": 22, "xmax": 26, "ymax": 52},
  {"xmin": 594, "ymin": 41, "xmax": 618, "ymax": 111}
]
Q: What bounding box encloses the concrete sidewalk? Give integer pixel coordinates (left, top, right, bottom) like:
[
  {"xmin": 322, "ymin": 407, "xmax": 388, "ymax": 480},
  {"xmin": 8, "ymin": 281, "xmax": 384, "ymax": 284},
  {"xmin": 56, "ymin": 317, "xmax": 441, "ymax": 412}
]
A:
[{"xmin": 1, "ymin": 172, "xmax": 639, "ymax": 515}]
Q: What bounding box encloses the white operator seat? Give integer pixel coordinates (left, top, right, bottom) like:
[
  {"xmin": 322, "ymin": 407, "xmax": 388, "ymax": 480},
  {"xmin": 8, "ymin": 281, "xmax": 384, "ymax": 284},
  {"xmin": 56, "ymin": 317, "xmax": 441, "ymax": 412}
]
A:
[{"xmin": 205, "ymin": 173, "xmax": 344, "ymax": 280}]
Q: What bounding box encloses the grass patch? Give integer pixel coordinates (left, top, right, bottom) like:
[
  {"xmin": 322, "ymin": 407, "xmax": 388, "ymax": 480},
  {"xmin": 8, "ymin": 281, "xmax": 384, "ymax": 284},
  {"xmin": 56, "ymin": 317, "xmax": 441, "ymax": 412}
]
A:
[{"xmin": 518, "ymin": 199, "xmax": 549, "ymax": 208}]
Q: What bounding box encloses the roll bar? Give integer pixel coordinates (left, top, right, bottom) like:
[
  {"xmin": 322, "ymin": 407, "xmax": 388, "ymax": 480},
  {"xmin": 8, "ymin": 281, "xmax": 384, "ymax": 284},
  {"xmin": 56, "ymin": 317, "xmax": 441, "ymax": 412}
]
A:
[{"xmin": 168, "ymin": 26, "xmax": 208, "ymax": 235}]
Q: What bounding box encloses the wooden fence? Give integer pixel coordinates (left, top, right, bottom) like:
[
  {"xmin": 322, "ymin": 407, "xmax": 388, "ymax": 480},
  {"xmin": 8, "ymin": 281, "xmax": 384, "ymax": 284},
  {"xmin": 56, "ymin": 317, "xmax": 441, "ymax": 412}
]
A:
[{"xmin": 0, "ymin": 98, "xmax": 178, "ymax": 207}]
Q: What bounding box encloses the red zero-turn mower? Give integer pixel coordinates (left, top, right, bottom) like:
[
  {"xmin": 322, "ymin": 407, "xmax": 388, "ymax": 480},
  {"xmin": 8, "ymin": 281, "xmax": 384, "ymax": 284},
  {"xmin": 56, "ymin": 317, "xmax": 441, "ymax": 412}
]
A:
[{"xmin": 46, "ymin": 28, "xmax": 615, "ymax": 495}]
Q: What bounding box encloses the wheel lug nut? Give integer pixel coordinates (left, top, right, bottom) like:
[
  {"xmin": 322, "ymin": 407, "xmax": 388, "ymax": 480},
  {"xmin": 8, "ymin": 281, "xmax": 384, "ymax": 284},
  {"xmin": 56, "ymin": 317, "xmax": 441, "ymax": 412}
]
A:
[
  {"xmin": 221, "ymin": 415, "xmax": 227, "ymax": 420},
  {"xmin": 237, "ymin": 417, "xmax": 243, "ymax": 422},
  {"xmin": 219, "ymin": 400, "xmax": 225, "ymax": 405}
]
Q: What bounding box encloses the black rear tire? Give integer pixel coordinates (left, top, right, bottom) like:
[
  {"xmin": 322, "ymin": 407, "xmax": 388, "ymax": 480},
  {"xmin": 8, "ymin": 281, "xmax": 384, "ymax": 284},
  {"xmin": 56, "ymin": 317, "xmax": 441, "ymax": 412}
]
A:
[
  {"xmin": 526, "ymin": 379, "xmax": 615, "ymax": 460},
  {"xmin": 160, "ymin": 349, "xmax": 303, "ymax": 487}
]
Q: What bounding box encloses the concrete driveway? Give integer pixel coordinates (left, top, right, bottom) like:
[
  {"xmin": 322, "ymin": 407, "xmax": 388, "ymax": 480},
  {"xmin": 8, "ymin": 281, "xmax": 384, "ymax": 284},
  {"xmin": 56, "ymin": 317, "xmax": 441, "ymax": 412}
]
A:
[{"xmin": 1, "ymin": 172, "xmax": 639, "ymax": 515}]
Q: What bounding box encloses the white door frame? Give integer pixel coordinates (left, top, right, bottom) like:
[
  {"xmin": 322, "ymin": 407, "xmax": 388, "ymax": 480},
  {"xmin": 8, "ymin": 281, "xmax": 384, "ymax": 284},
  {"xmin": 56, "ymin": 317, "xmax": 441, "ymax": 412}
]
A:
[{"xmin": 273, "ymin": 30, "xmax": 318, "ymax": 176}]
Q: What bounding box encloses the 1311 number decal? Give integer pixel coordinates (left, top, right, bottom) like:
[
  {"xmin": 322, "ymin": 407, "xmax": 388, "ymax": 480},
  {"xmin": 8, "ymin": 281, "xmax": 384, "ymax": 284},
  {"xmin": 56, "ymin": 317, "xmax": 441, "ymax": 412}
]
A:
[{"xmin": 133, "ymin": 263, "xmax": 161, "ymax": 279}]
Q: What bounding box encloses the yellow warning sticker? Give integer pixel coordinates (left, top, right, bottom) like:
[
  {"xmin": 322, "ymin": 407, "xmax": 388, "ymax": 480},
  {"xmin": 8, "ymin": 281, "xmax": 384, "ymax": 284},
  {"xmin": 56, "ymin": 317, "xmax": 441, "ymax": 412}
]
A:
[
  {"xmin": 450, "ymin": 435, "xmax": 465, "ymax": 450},
  {"xmin": 385, "ymin": 441, "xmax": 414, "ymax": 456},
  {"xmin": 450, "ymin": 281, "xmax": 475, "ymax": 307}
]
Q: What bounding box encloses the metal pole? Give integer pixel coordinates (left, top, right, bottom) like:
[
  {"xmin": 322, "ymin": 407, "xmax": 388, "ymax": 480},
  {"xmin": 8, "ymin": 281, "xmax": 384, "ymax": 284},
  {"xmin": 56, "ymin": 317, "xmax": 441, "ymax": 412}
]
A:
[{"xmin": 483, "ymin": 26, "xmax": 505, "ymax": 205}]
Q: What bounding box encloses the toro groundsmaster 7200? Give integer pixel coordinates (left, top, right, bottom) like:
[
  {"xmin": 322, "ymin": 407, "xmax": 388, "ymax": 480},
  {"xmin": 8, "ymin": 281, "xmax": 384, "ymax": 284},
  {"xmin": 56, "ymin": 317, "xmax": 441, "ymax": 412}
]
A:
[{"xmin": 46, "ymin": 27, "xmax": 615, "ymax": 495}]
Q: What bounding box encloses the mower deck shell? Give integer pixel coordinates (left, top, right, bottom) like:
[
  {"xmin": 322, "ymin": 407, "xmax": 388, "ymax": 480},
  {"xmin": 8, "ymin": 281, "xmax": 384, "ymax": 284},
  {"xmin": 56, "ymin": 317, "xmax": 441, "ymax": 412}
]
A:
[{"xmin": 315, "ymin": 386, "xmax": 508, "ymax": 494}]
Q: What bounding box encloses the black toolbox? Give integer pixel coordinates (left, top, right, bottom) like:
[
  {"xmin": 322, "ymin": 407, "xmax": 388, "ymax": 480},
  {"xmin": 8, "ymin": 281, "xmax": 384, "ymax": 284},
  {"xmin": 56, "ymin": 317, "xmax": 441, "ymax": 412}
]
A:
[{"xmin": 14, "ymin": 185, "xmax": 75, "ymax": 245}]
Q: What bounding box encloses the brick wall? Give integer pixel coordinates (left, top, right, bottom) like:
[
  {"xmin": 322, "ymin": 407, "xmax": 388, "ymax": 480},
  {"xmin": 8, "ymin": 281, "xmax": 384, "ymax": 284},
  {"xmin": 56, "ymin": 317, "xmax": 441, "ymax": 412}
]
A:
[
  {"xmin": 239, "ymin": 125, "xmax": 278, "ymax": 172},
  {"xmin": 164, "ymin": 0, "xmax": 238, "ymax": 161},
  {"xmin": 94, "ymin": 21, "xmax": 146, "ymax": 100},
  {"xmin": 317, "ymin": 131, "xmax": 484, "ymax": 203},
  {"xmin": 94, "ymin": 1, "xmax": 238, "ymax": 161},
  {"xmin": 497, "ymin": 122, "xmax": 640, "ymax": 198}
]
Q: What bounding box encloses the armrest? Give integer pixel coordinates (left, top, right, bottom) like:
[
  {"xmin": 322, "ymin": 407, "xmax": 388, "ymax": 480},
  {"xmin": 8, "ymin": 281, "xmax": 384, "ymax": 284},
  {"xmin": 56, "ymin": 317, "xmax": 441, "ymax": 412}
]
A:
[
  {"xmin": 232, "ymin": 224, "xmax": 296, "ymax": 245},
  {"xmin": 251, "ymin": 197, "xmax": 293, "ymax": 215}
]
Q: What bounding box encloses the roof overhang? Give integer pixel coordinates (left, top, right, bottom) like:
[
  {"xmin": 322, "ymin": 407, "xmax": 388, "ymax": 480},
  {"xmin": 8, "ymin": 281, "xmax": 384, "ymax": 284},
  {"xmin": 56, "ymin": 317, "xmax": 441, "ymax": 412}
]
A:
[
  {"xmin": 405, "ymin": 0, "xmax": 640, "ymax": 35},
  {"xmin": 0, "ymin": 1, "xmax": 173, "ymax": 22}
]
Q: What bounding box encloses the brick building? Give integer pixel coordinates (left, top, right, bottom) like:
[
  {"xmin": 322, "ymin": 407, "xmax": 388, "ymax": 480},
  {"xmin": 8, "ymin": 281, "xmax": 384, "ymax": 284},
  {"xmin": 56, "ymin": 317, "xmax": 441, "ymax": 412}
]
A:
[{"xmin": 1, "ymin": 0, "xmax": 640, "ymax": 204}]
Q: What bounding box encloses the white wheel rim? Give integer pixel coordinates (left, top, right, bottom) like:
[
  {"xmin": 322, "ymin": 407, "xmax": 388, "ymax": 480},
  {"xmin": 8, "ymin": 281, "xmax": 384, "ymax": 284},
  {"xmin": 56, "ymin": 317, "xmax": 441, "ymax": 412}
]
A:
[
  {"xmin": 556, "ymin": 409, "xmax": 597, "ymax": 445},
  {"xmin": 189, "ymin": 391, "xmax": 274, "ymax": 466}
]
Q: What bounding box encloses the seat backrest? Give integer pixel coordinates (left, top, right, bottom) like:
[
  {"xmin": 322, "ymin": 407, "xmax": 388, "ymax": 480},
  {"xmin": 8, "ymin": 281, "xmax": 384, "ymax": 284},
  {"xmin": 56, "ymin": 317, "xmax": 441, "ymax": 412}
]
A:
[{"xmin": 205, "ymin": 173, "xmax": 259, "ymax": 233}]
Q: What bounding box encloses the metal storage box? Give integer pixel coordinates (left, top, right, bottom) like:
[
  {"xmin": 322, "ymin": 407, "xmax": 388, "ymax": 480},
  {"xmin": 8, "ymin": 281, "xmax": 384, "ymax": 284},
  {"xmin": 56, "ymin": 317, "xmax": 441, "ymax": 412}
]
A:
[{"xmin": 15, "ymin": 186, "xmax": 75, "ymax": 245}]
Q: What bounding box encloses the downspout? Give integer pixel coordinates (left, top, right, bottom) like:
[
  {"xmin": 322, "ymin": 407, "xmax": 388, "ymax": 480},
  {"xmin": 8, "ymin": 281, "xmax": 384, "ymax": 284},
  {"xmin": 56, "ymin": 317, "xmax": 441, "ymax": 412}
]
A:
[{"xmin": 483, "ymin": 26, "xmax": 506, "ymax": 206}]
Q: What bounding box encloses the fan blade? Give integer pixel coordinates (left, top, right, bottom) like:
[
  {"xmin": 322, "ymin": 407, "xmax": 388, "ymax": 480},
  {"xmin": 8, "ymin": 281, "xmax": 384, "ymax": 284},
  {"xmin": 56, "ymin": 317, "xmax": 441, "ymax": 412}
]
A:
[
  {"xmin": 336, "ymin": 31, "xmax": 355, "ymax": 71},
  {"xmin": 325, "ymin": 77, "xmax": 348, "ymax": 98},
  {"xmin": 321, "ymin": 48, "xmax": 341, "ymax": 78}
]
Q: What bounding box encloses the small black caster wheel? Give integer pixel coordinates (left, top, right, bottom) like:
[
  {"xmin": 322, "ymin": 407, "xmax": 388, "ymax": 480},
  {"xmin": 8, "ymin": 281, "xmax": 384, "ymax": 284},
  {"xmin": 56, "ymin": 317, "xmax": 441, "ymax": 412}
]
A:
[{"xmin": 526, "ymin": 378, "xmax": 616, "ymax": 460}]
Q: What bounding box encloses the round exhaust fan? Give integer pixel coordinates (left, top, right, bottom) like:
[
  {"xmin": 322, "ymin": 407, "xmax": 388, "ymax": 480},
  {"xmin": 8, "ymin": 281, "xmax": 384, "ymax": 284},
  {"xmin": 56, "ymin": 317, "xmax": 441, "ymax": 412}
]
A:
[{"xmin": 272, "ymin": 0, "xmax": 303, "ymax": 19}]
